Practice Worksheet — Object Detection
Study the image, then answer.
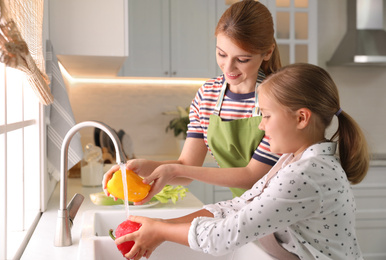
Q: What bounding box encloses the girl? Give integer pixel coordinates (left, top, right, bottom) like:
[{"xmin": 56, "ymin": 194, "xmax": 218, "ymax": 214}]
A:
[
  {"xmin": 104, "ymin": 0, "xmax": 282, "ymax": 203},
  {"xmin": 115, "ymin": 63, "xmax": 369, "ymax": 260}
]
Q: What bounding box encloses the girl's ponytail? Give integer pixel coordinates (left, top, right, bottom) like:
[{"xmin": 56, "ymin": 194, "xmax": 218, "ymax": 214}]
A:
[{"xmin": 332, "ymin": 111, "xmax": 369, "ymax": 184}]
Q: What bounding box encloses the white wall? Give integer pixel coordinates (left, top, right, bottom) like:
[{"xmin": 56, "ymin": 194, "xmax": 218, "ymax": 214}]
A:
[{"xmin": 68, "ymin": 0, "xmax": 386, "ymax": 157}]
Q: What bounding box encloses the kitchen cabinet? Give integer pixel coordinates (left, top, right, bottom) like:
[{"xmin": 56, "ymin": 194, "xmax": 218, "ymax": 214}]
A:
[
  {"xmin": 264, "ymin": 0, "xmax": 317, "ymax": 66},
  {"xmin": 352, "ymin": 165, "xmax": 386, "ymax": 260},
  {"xmin": 119, "ymin": 0, "xmax": 318, "ymax": 78},
  {"xmin": 187, "ymin": 155, "xmax": 234, "ymax": 204},
  {"xmin": 188, "ymin": 180, "xmax": 234, "ymax": 205},
  {"xmin": 49, "ymin": 0, "xmax": 128, "ymax": 58},
  {"xmin": 48, "ymin": 0, "xmax": 128, "ymax": 77},
  {"xmin": 119, "ymin": 0, "xmax": 218, "ymax": 78}
]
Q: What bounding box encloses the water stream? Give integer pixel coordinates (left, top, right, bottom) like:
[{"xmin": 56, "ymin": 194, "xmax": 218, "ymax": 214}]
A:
[{"xmin": 119, "ymin": 163, "xmax": 130, "ymax": 219}]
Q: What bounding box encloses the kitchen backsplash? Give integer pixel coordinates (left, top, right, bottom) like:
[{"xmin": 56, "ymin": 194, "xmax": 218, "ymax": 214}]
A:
[
  {"xmin": 67, "ymin": 78, "xmax": 201, "ymax": 157},
  {"xmin": 326, "ymin": 66, "xmax": 386, "ymax": 156}
]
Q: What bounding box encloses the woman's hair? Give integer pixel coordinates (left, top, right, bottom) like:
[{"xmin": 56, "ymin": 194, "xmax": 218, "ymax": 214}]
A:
[
  {"xmin": 260, "ymin": 63, "xmax": 369, "ymax": 184},
  {"xmin": 215, "ymin": 0, "xmax": 281, "ymax": 76}
]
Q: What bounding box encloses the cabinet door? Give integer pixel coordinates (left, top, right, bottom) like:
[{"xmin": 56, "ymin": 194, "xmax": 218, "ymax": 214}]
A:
[
  {"xmin": 352, "ymin": 166, "xmax": 386, "ymax": 259},
  {"xmin": 269, "ymin": 0, "xmax": 317, "ymax": 66},
  {"xmin": 49, "ymin": 0, "xmax": 128, "ymax": 57},
  {"xmin": 119, "ymin": 0, "xmax": 170, "ymax": 77},
  {"xmin": 216, "ymin": 0, "xmax": 317, "ymax": 67},
  {"xmin": 121, "ymin": 0, "xmax": 218, "ymax": 78},
  {"xmin": 170, "ymin": 0, "xmax": 217, "ymax": 78}
]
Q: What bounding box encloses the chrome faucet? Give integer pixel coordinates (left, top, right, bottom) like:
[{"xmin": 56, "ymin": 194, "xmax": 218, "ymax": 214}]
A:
[{"xmin": 54, "ymin": 121, "xmax": 127, "ymax": 247}]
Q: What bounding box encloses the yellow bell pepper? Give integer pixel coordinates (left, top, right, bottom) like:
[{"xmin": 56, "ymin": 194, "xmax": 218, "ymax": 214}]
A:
[{"xmin": 106, "ymin": 169, "xmax": 151, "ymax": 202}]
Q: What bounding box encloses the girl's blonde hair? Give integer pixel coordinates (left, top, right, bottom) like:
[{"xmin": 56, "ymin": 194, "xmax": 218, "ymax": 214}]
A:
[
  {"xmin": 215, "ymin": 0, "xmax": 281, "ymax": 76},
  {"xmin": 260, "ymin": 63, "xmax": 369, "ymax": 184}
]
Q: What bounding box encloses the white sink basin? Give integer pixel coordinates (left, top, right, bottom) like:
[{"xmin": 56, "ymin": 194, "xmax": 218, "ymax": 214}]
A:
[{"xmin": 78, "ymin": 208, "xmax": 273, "ymax": 260}]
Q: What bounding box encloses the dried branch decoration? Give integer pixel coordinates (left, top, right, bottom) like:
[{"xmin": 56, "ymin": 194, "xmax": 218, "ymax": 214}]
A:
[{"xmin": 0, "ymin": 0, "xmax": 53, "ymax": 105}]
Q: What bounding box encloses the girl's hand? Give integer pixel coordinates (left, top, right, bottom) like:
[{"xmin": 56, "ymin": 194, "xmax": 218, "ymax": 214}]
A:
[{"xmin": 115, "ymin": 215, "xmax": 165, "ymax": 260}]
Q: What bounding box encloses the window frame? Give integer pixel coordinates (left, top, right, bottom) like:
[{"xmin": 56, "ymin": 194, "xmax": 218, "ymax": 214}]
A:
[{"xmin": 0, "ymin": 64, "xmax": 46, "ymax": 259}]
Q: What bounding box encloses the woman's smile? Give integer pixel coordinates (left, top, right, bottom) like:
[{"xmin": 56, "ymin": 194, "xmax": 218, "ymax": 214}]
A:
[{"xmin": 226, "ymin": 73, "xmax": 242, "ymax": 80}]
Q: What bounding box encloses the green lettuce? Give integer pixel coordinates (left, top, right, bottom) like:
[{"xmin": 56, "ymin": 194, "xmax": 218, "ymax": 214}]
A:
[{"xmin": 153, "ymin": 185, "xmax": 188, "ymax": 204}]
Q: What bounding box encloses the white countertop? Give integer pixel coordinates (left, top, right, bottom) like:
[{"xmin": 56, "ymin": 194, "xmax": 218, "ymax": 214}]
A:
[{"xmin": 21, "ymin": 177, "xmax": 204, "ymax": 260}]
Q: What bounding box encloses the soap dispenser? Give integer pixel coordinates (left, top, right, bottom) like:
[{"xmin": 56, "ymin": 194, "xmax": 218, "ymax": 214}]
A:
[{"xmin": 81, "ymin": 143, "xmax": 103, "ymax": 187}]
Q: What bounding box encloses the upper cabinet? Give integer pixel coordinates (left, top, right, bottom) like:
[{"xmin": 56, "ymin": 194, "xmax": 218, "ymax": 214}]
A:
[
  {"xmin": 120, "ymin": 0, "xmax": 317, "ymax": 78},
  {"xmin": 263, "ymin": 0, "xmax": 317, "ymax": 66},
  {"xmin": 48, "ymin": 0, "xmax": 317, "ymax": 78},
  {"xmin": 119, "ymin": 0, "xmax": 218, "ymax": 78},
  {"xmin": 49, "ymin": 0, "xmax": 128, "ymax": 57},
  {"xmin": 49, "ymin": 0, "xmax": 128, "ymax": 77}
]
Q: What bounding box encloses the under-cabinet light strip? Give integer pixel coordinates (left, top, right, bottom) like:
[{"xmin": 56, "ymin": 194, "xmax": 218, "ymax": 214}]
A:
[{"xmin": 58, "ymin": 62, "xmax": 207, "ymax": 86}]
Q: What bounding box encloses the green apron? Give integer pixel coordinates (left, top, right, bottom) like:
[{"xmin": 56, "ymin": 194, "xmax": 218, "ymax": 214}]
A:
[{"xmin": 207, "ymin": 79, "xmax": 265, "ymax": 198}]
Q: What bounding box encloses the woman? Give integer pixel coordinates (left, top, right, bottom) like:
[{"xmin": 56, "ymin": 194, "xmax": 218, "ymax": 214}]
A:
[
  {"xmin": 104, "ymin": 0, "xmax": 281, "ymax": 203},
  {"xmin": 115, "ymin": 63, "xmax": 369, "ymax": 260}
]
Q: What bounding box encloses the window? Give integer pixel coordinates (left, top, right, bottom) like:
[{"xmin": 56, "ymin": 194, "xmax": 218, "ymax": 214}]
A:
[{"xmin": 0, "ymin": 64, "xmax": 42, "ymax": 259}]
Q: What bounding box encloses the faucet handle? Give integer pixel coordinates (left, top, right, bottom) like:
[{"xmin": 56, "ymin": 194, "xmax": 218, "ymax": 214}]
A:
[
  {"xmin": 54, "ymin": 194, "xmax": 84, "ymax": 247},
  {"xmin": 67, "ymin": 193, "xmax": 84, "ymax": 227}
]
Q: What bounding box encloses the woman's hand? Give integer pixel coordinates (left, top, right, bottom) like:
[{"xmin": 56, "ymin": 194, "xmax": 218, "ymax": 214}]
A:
[
  {"xmin": 115, "ymin": 216, "xmax": 165, "ymax": 260},
  {"xmin": 127, "ymin": 159, "xmax": 170, "ymax": 205},
  {"xmin": 102, "ymin": 159, "xmax": 161, "ymax": 199},
  {"xmin": 102, "ymin": 164, "xmax": 120, "ymax": 199},
  {"xmin": 135, "ymin": 164, "xmax": 180, "ymax": 205},
  {"xmin": 126, "ymin": 159, "xmax": 161, "ymax": 178}
]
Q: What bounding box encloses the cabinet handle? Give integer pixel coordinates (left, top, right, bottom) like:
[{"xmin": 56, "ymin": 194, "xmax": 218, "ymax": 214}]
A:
[
  {"xmin": 172, "ymin": 71, "xmax": 177, "ymax": 76},
  {"xmin": 164, "ymin": 71, "xmax": 169, "ymax": 75}
]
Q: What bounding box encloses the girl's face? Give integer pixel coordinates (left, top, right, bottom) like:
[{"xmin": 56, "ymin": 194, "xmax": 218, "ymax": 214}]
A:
[
  {"xmin": 216, "ymin": 33, "xmax": 273, "ymax": 93},
  {"xmin": 258, "ymin": 89, "xmax": 306, "ymax": 156}
]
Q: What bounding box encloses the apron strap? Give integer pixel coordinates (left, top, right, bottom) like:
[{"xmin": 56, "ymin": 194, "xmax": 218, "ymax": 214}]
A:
[
  {"xmin": 214, "ymin": 77, "xmax": 261, "ymax": 117},
  {"xmin": 213, "ymin": 79, "xmax": 227, "ymax": 116},
  {"xmin": 252, "ymin": 83, "xmax": 261, "ymax": 117}
]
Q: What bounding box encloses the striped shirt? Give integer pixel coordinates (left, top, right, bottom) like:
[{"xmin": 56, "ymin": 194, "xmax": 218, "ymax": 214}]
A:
[{"xmin": 187, "ymin": 72, "xmax": 280, "ymax": 166}]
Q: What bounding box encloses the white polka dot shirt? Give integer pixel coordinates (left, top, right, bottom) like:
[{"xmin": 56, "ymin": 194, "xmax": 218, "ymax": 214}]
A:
[{"xmin": 188, "ymin": 142, "xmax": 363, "ymax": 259}]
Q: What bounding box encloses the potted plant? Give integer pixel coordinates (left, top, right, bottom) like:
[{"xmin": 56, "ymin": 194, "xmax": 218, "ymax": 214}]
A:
[
  {"xmin": 164, "ymin": 106, "xmax": 190, "ymax": 138},
  {"xmin": 164, "ymin": 106, "xmax": 190, "ymax": 151}
]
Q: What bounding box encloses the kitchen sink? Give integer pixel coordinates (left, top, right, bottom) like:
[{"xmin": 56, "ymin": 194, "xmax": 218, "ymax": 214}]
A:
[{"xmin": 78, "ymin": 208, "xmax": 273, "ymax": 260}]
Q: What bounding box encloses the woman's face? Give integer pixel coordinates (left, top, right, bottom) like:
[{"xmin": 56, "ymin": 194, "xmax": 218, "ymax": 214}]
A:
[
  {"xmin": 258, "ymin": 89, "xmax": 303, "ymax": 156},
  {"xmin": 216, "ymin": 33, "xmax": 272, "ymax": 92}
]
